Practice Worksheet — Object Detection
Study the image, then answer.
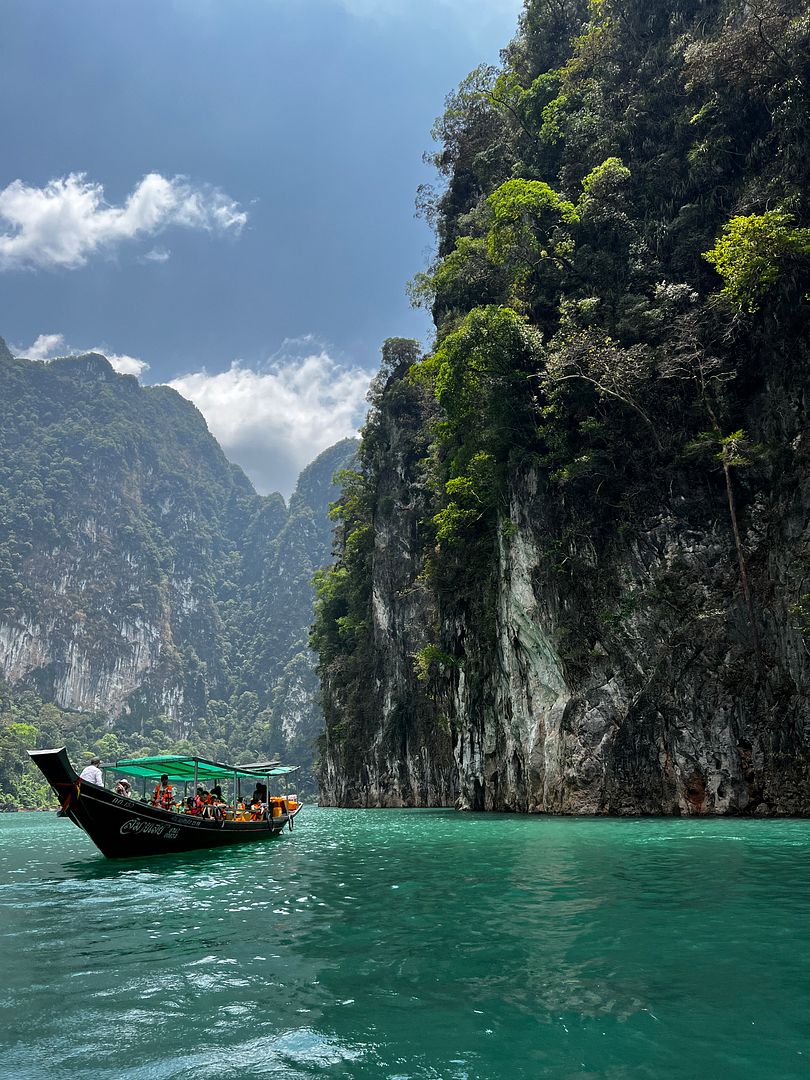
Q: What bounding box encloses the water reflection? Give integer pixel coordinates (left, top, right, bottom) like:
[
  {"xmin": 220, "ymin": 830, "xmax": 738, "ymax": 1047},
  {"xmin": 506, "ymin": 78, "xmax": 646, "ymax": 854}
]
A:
[{"xmin": 2, "ymin": 810, "xmax": 810, "ymax": 1079}]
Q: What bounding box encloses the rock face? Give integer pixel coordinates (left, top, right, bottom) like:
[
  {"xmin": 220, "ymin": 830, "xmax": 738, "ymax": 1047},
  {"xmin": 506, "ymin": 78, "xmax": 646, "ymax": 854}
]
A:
[
  {"xmin": 316, "ymin": 0, "xmax": 810, "ymax": 814},
  {"xmin": 0, "ymin": 342, "xmax": 355, "ymax": 775},
  {"xmin": 318, "ymin": 360, "xmax": 810, "ymax": 815},
  {"xmin": 319, "ymin": 375, "xmax": 458, "ymax": 808}
]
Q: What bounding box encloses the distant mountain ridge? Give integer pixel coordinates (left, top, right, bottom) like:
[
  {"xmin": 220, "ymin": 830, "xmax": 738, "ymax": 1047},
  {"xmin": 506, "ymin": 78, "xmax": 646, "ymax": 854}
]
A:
[{"xmin": 0, "ymin": 337, "xmax": 356, "ymax": 791}]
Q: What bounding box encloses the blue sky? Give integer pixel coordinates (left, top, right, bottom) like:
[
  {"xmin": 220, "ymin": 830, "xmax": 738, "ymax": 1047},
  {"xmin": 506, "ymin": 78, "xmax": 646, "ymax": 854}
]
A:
[{"xmin": 0, "ymin": 0, "xmax": 523, "ymax": 494}]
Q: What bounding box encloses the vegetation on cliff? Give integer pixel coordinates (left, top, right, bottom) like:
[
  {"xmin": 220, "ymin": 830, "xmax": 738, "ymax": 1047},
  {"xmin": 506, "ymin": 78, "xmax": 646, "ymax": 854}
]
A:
[
  {"xmin": 0, "ymin": 348, "xmax": 356, "ymax": 806},
  {"xmin": 314, "ymin": 0, "xmax": 810, "ymax": 809}
]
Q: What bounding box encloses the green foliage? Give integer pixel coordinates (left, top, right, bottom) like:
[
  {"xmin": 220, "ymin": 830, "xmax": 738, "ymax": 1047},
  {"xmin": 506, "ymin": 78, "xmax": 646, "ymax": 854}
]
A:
[
  {"xmin": 412, "ymin": 645, "xmax": 459, "ymax": 682},
  {"xmin": 433, "ymin": 452, "xmax": 498, "ymax": 544},
  {"xmin": 789, "ymin": 595, "xmax": 810, "ymax": 639},
  {"xmin": 487, "ymin": 178, "xmax": 579, "ymax": 274},
  {"xmin": 0, "ymin": 351, "xmax": 356, "ymax": 800},
  {"xmin": 414, "ymin": 305, "xmax": 542, "ymax": 550},
  {"xmin": 685, "ymin": 428, "xmax": 763, "ymax": 471},
  {"xmin": 312, "ymin": 0, "xmax": 810, "ymax": 761},
  {"xmin": 410, "ymin": 237, "xmax": 510, "ymax": 322},
  {"xmin": 704, "ymin": 211, "xmax": 810, "ymax": 311},
  {"xmin": 579, "ymin": 156, "xmax": 629, "ymax": 199}
]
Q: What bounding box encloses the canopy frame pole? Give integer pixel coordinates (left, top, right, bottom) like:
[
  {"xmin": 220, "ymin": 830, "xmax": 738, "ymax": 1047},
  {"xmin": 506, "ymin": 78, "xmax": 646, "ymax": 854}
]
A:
[
  {"xmin": 193, "ymin": 759, "xmax": 198, "ymax": 799},
  {"xmin": 233, "ymin": 769, "xmax": 237, "ymax": 821}
]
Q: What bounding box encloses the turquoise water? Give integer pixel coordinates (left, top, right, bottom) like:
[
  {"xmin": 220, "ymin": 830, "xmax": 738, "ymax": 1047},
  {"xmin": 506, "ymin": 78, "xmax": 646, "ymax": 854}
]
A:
[{"xmin": 1, "ymin": 809, "xmax": 809, "ymax": 1079}]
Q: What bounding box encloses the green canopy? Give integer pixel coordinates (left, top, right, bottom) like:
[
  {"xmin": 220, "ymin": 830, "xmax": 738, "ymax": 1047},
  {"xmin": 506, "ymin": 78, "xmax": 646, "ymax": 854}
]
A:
[{"xmin": 102, "ymin": 754, "xmax": 293, "ymax": 784}]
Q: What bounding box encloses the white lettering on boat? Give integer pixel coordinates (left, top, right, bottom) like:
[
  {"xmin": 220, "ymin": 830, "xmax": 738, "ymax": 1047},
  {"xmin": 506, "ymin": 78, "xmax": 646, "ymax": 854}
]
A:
[{"xmin": 119, "ymin": 818, "xmax": 181, "ymax": 839}]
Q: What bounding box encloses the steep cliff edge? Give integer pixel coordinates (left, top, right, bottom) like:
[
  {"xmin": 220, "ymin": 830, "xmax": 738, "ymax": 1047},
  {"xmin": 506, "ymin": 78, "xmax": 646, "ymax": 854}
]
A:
[
  {"xmin": 0, "ymin": 345, "xmax": 355, "ymax": 791},
  {"xmin": 317, "ymin": 347, "xmax": 458, "ymax": 807},
  {"xmin": 318, "ymin": 348, "xmax": 809, "ymax": 815},
  {"xmin": 314, "ymin": 0, "xmax": 810, "ymax": 814}
]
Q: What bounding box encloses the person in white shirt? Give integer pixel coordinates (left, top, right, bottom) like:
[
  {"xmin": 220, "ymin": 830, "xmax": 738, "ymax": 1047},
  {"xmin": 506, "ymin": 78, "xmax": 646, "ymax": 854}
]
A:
[{"xmin": 79, "ymin": 758, "xmax": 103, "ymax": 786}]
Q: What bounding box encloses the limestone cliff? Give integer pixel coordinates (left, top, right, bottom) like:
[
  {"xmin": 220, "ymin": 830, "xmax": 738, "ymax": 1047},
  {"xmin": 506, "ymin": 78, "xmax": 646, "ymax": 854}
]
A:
[
  {"xmin": 315, "ymin": 0, "xmax": 810, "ymax": 814},
  {"xmin": 0, "ymin": 343, "xmax": 355, "ymax": 777},
  {"xmin": 318, "ymin": 351, "xmax": 810, "ymax": 814}
]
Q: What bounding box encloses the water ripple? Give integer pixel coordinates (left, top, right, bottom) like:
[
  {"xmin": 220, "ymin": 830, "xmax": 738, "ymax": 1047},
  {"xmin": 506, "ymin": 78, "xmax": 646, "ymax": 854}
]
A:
[{"xmin": 2, "ymin": 810, "xmax": 810, "ymax": 1078}]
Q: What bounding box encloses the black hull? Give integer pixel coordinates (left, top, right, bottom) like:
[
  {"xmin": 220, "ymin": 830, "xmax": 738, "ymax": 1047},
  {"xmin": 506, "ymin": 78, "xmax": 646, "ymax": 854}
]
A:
[{"xmin": 29, "ymin": 748, "xmax": 298, "ymax": 859}]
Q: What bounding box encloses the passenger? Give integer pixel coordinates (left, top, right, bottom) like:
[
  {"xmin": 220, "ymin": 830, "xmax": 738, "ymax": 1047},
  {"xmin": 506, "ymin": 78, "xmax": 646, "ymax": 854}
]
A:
[
  {"xmin": 210, "ymin": 784, "xmax": 225, "ymax": 803},
  {"xmin": 250, "ymin": 797, "xmax": 263, "ymax": 821},
  {"xmin": 184, "ymin": 797, "xmax": 196, "ymax": 814},
  {"xmin": 115, "ymin": 778, "xmax": 132, "ymax": 797},
  {"xmin": 152, "ymin": 774, "xmax": 174, "ymax": 810},
  {"xmin": 249, "ymin": 784, "xmax": 267, "ymax": 808},
  {"xmin": 79, "ymin": 757, "xmax": 104, "ymax": 786}
]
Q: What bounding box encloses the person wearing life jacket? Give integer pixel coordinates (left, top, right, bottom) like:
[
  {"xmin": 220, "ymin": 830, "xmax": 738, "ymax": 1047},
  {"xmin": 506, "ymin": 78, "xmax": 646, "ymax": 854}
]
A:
[
  {"xmin": 249, "ymin": 797, "xmax": 263, "ymax": 822},
  {"xmin": 152, "ymin": 774, "xmax": 174, "ymax": 810},
  {"xmin": 162, "ymin": 779, "xmax": 175, "ymax": 810},
  {"xmin": 209, "ymin": 785, "xmax": 228, "ymax": 820}
]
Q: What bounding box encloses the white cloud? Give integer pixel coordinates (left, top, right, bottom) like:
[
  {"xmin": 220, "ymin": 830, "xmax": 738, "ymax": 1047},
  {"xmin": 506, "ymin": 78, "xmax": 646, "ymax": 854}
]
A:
[
  {"xmin": 0, "ymin": 172, "xmax": 247, "ymax": 271},
  {"xmin": 14, "ymin": 333, "xmax": 150, "ymax": 377},
  {"xmin": 167, "ymin": 348, "xmax": 370, "ymax": 497},
  {"xmin": 104, "ymin": 352, "xmax": 150, "ymax": 377},
  {"xmin": 142, "ymin": 246, "xmax": 171, "ymax": 263},
  {"xmin": 20, "ymin": 332, "xmax": 67, "ymax": 361}
]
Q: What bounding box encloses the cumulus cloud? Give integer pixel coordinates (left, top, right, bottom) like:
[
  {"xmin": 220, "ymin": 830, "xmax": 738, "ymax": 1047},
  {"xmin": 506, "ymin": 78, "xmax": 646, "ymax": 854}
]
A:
[
  {"xmin": 103, "ymin": 352, "xmax": 150, "ymax": 377},
  {"xmin": 14, "ymin": 332, "xmax": 149, "ymax": 377},
  {"xmin": 19, "ymin": 332, "xmax": 67, "ymax": 361},
  {"xmin": 0, "ymin": 172, "xmax": 247, "ymax": 271},
  {"xmin": 167, "ymin": 348, "xmax": 370, "ymax": 497}
]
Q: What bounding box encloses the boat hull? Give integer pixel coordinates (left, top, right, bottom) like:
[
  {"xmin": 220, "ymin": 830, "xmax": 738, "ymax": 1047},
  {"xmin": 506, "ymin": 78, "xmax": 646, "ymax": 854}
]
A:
[{"xmin": 29, "ymin": 748, "xmax": 298, "ymax": 859}]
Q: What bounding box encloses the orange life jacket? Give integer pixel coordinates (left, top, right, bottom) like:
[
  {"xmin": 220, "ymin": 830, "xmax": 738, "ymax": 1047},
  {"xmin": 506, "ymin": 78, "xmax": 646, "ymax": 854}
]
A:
[{"xmin": 153, "ymin": 783, "xmax": 173, "ymax": 808}]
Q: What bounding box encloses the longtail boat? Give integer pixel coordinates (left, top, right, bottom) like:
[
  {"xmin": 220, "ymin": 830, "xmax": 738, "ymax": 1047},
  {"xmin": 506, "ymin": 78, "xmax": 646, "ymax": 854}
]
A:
[{"xmin": 28, "ymin": 747, "xmax": 302, "ymax": 859}]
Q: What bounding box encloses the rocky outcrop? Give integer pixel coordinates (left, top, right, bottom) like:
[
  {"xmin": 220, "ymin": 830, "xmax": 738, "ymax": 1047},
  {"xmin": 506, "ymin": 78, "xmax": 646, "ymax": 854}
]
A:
[
  {"xmin": 318, "ymin": 375, "xmax": 458, "ymax": 808},
  {"xmin": 315, "ymin": 0, "xmax": 810, "ymax": 814},
  {"xmin": 0, "ymin": 342, "xmax": 356, "ymax": 777},
  {"xmin": 318, "ymin": 357, "xmax": 810, "ymax": 815}
]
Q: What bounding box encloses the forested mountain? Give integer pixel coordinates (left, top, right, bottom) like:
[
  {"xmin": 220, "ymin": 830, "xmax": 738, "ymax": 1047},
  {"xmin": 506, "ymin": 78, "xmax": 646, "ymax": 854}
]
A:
[
  {"xmin": 314, "ymin": 0, "xmax": 810, "ymax": 814},
  {"xmin": 0, "ymin": 342, "xmax": 356, "ymax": 806}
]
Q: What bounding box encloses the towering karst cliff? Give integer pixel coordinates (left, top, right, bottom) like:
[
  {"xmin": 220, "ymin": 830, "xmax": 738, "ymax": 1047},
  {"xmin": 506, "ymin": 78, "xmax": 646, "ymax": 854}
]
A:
[
  {"xmin": 314, "ymin": 0, "xmax": 810, "ymax": 814},
  {"xmin": 0, "ymin": 342, "xmax": 355, "ymax": 794}
]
